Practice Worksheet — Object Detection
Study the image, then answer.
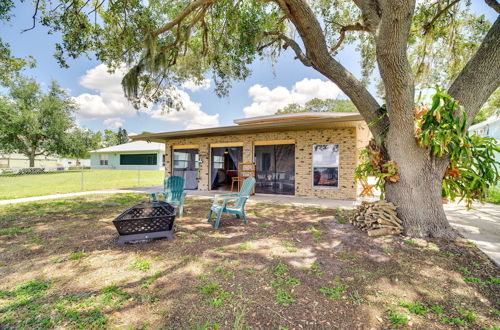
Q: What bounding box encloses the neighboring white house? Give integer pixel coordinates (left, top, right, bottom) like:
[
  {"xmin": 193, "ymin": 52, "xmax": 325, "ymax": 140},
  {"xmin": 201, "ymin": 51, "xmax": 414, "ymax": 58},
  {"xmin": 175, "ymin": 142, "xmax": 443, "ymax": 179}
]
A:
[
  {"xmin": 469, "ymin": 116, "xmax": 500, "ymax": 139},
  {"xmin": 469, "ymin": 116, "xmax": 500, "ymax": 169},
  {"xmin": 90, "ymin": 141, "xmax": 165, "ymax": 170}
]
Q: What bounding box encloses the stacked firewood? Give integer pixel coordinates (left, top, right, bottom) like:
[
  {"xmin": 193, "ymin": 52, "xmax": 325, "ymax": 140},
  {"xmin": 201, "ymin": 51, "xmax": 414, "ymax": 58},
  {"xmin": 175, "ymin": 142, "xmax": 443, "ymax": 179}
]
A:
[{"xmin": 350, "ymin": 200, "xmax": 403, "ymax": 237}]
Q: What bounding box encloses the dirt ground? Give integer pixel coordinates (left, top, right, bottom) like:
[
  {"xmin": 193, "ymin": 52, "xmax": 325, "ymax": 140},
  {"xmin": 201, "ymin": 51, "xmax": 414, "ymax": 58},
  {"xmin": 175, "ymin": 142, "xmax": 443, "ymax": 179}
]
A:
[{"xmin": 0, "ymin": 194, "xmax": 499, "ymax": 329}]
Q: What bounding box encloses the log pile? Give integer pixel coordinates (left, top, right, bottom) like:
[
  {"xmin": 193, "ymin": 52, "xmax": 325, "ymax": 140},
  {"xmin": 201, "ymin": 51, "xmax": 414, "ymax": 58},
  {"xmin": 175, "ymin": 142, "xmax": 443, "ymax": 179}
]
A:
[{"xmin": 350, "ymin": 201, "xmax": 403, "ymax": 237}]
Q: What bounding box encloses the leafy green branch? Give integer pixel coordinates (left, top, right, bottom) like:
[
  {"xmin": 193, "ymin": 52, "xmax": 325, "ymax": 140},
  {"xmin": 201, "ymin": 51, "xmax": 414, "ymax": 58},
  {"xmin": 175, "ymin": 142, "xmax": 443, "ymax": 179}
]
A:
[{"xmin": 415, "ymin": 88, "xmax": 500, "ymax": 207}]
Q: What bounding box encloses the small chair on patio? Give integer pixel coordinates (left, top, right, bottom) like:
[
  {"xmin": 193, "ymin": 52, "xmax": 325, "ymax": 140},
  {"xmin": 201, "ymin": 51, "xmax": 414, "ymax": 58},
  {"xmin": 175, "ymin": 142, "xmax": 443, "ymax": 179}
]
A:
[
  {"xmin": 152, "ymin": 176, "xmax": 187, "ymax": 218},
  {"xmin": 208, "ymin": 176, "xmax": 256, "ymax": 229},
  {"xmin": 359, "ymin": 178, "xmax": 375, "ymax": 198},
  {"xmin": 231, "ymin": 162, "xmax": 256, "ymax": 194}
]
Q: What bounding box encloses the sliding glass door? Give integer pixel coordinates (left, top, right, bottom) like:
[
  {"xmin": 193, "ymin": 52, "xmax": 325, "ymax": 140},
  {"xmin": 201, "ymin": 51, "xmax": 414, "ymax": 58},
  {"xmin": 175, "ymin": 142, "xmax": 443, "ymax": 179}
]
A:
[
  {"xmin": 254, "ymin": 144, "xmax": 295, "ymax": 195},
  {"xmin": 172, "ymin": 149, "xmax": 199, "ymax": 190},
  {"xmin": 211, "ymin": 147, "xmax": 243, "ymax": 190}
]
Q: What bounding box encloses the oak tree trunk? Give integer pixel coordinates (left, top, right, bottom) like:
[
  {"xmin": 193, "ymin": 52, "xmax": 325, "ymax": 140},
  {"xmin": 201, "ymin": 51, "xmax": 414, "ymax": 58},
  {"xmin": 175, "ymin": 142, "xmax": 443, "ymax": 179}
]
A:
[
  {"xmin": 275, "ymin": 0, "xmax": 499, "ymax": 238},
  {"xmin": 383, "ymin": 140, "xmax": 455, "ymax": 238}
]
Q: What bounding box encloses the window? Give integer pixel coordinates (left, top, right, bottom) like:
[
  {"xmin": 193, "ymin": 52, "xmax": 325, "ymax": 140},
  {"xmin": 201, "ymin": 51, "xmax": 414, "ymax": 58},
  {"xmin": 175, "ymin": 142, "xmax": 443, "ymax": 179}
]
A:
[
  {"xmin": 99, "ymin": 154, "xmax": 108, "ymax": 166},
  {"xmin": 120, "ymin": 154, "xmax": 157, "ymax": 165},
  {"xmin": 173, "ymin": 151, "xmax": 189, "ymax": 169},
  {"xmin": 312, "ymin": 144, "xmax": 339, "ymax": 188},
  {"xmin": 212, "ymin": 155, "xmax": 224, "ymax": 169}
]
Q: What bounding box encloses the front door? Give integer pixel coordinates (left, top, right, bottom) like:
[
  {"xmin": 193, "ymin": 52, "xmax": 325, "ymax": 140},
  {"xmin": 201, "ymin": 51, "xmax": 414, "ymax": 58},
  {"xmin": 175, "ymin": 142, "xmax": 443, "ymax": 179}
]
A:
[
  {"xmin": 172, "ymin": 149, "xmax": 199, "ymax": 190},
  {"xmin": 254, "ymin": 144, "xmax": 295, "ymax": 195}
]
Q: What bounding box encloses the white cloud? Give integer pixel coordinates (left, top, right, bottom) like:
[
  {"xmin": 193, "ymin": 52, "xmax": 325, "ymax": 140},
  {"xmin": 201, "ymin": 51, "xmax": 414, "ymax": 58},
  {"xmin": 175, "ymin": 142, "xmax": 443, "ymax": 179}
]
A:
[
  {"xmin": 243, "ymin": 78, "xmax": 342, "ymax": 117},
  {"xmin": 74, "ymin": 64, "xmax": 219, "ymax": 130},
  {"xmin": 103, "ymin": 117, "xmax": 125, "ymax": 129},
  {"xmin": 73, "ymin": 64, "xmax": 136, "ymax": 120},
  {"xmin": 181, "ymin": 78, "xmax": 211, "ymax": 92},
  {"xmin": 150, "ymin": 88, "xmax": 219, "ymax": 130}
]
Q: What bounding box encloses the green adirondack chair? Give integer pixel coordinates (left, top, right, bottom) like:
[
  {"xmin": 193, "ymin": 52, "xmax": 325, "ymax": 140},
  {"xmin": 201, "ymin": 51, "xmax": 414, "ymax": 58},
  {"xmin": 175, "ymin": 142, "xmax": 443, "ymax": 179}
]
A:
[
  {"xmin": 208, "ymin": 176, "xmax": 256, "ymax": 229},
  {"xmin": 152, "ymin": 176, "xmax": 187, "ymax": 218}
]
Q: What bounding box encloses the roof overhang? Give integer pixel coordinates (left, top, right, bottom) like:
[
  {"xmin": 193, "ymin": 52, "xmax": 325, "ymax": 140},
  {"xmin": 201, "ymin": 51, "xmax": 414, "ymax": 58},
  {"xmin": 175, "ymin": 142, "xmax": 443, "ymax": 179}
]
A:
[
  {"xmin": 131, "ymin": 113, "xmax": 363, "ymax": 143},
  {"xmin": 90, "ymin": 149, "xmax": 163, "ymax": 153}
]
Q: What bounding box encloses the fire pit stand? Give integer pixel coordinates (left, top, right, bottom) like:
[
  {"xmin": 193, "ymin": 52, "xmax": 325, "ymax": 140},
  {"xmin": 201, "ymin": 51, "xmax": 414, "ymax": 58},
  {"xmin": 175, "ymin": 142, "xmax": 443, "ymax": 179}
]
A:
[{"xmin": 113, "ymin": 200, "xmax": 176, "ymax": 245}]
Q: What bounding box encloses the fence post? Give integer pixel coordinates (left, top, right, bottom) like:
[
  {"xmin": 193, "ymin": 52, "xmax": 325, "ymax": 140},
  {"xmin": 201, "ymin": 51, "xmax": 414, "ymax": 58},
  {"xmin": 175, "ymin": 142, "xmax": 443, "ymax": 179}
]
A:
[{"xmin": 81, "ymin": 167, "xmax": 84, "ymax": 191}]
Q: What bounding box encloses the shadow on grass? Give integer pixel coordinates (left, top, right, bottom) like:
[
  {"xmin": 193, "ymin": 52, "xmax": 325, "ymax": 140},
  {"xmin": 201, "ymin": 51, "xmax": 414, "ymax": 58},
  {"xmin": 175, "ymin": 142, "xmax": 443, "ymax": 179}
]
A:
[{"xmin": 0, "ymin": 194, "xmax": 499, "ymax": 329}]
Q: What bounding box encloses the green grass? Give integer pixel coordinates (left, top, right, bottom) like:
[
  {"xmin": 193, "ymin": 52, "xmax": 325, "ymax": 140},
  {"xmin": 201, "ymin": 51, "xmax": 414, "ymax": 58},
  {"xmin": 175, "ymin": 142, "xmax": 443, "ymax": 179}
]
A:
[
  {"xmin": 387, "ymin": 310, "xmax": 409, "ymax": 328},
  {"xmin": 270, "ymin": 262, "xmax": 300, "ymax": 306},
  {"xmin": 238, "ymin": 242, "xmax": 251, "ymax": 251},
  {"xmin": 69, "ymin": 251, "xmax": 87, "ymax": 260},
  {"xmin": 200, "ymin": 282, "xmax": 232, "ymax": 307},
  {"xmin": 307, "ymin": 263, "xmax": 324, "ymax": 277},
  {"xmin": 129, "ymin": 258, "xmax": 152, "ymax": 272},
  {"xmin": 487, "ymin": 186, "xmax": 500, "ymax": 204},
  {"xmin": 275, "ymin": 288, "xmax": 295, "ymax": 306},
  {"xmin": 1, "ymin": 193, "xmax": 499, "ymax": 328},
  {"xmin": 337, "ymin": 216, "xmax": 348, "ymax": 224},
  {"xmin": 319, "ymin": 284, "xmax": 348, "ymax": 301},
  {"xmin": 141, "ymin": 271, "xmax": 163, "ymax": 289},
  {"xmin": 0, "ymin": 169, "xmax": 164, "ymax": 200},
  {"xmin": 405, "ymin": 239, "xmax": 417, "ymax": 246},
  {"xmin": 400, "ymin": 301, "xmax": 429, "ymax": 315},
  {"xmin": 0, "ymin": 279, "xmax": 133, "ymax": 329},
  {"xmin": 463, "ymin": 276, "xmax": 487, "ymax": 285}
]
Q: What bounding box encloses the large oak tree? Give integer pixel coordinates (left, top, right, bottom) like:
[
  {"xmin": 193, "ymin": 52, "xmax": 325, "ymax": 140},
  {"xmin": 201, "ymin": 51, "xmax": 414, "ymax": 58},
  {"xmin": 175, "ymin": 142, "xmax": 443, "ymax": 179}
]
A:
[
  {"xmin": 0, "ymin": 78, "xmax": 78, "ymax": 167},
  {"xmin": 9, "ymin": 0, "xmax": 500, "ymax": 237}
]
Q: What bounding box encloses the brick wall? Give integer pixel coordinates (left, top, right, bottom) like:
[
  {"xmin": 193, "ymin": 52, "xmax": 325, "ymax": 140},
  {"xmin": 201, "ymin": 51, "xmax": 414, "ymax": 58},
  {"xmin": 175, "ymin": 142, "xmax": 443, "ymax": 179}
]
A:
[{"xmin": 164, "ymin": 121, "xmax": 369, "ymax": 200}]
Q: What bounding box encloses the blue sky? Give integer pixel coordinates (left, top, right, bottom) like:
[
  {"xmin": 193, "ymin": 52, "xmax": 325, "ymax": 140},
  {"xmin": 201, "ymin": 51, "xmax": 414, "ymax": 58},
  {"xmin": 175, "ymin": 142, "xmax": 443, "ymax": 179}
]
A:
[{"xmin": 1, "ymin": 1, "xmax": 496, "ymax": 134}]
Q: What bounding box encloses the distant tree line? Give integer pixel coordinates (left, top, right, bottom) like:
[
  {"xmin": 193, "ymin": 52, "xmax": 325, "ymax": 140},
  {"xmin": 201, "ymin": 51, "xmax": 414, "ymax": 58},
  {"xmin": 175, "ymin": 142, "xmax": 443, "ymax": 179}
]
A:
[
  {"xmin": 276, "ymin": 98, "xmax": 357, "ymax": 114},
  {"xmin": 279, "ymin": 95, "xmax": 499, "ymax": 125},
  {"xmin": 0, "ymin": 76, "xmax": 131, "ymax": 167}
]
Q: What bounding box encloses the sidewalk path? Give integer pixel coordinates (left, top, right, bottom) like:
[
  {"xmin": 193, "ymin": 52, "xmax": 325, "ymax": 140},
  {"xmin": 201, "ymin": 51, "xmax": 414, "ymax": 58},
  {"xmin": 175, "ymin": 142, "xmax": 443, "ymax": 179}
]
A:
[
  {"xmin": 1, "ymin": 187, "xmax": 498, "ymax": 266},
  {"xmin": 444, "ymin": 203, "xmax": 500, "ymax": 266}
]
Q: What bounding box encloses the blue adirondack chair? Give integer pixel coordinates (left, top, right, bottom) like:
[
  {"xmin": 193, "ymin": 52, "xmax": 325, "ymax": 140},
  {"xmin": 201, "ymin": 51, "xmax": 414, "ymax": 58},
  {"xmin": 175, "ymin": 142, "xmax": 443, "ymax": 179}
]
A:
[
  {"xmin": 208, "ymin": 176, "xmax": 256, "ymax": 229},
  {"xmin": 152, "ymin": 176, "xmax": 187, "ymax": 218}
]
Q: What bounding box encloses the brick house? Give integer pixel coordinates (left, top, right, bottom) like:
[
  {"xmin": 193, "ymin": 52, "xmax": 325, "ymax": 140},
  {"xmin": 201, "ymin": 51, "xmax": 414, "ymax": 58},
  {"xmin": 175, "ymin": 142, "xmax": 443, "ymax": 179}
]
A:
[{"xmin": 132, "ymin": 112, "xmax": 371, "ymax": 200}]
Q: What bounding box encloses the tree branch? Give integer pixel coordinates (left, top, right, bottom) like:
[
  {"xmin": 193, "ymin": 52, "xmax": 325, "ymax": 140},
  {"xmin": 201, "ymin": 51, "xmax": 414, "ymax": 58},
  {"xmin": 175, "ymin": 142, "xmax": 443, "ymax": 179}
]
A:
[
  {"xmin": 274, "ymin": 0, "xmax": 383, "ymax": 137},
  {"xmin": 352, "ymin": 0, "xmax": 381, "ymax": 32},
  {"xmin": 373, "ymin": 0, "xmax": 416, "ymax": 150},
  {"xmin": 22, "ymin": 0, "xmax": 40, "ymax": 33},
  {"xmin": 263, "ymin": 31, "xmax": 312, "ymax": 66},
  {"xmin": 448, "ymin": 16, "xmax": 500, "ymax": 125},
  {"xmin": 485, "ymin": 0, "xmax": 500, "ymax": 14},
  {"xmin": 151, "ymin": 0, "xmax": 214, "ymax": 37},
  {"xmin": 329, "ymin": 22, "xmax": 369, "ymax": 53},
  {"xmin": 423, "ymin": 0, "xmax": 460, "ymax": 35}
]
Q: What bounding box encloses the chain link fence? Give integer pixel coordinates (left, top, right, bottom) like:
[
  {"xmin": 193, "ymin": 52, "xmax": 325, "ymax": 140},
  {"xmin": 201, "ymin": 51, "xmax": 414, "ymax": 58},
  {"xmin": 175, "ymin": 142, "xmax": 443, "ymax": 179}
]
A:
[{"xmin": 0, "ymin": 167, "xmax": 164, "ymax": 201}]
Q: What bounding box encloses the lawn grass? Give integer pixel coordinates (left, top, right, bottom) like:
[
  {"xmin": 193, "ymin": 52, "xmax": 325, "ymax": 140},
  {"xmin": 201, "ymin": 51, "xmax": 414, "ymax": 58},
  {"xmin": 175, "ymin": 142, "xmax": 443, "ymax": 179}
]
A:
[
  {"xmin": 0, "ymin": 169, "xmax": 164, "ymax": 200},
  {"xmin": 0, "ymin": 194, "xmax": 499, "ymax": 329},
  {"xmin": 487, "ymin": 186, "xmax": 500, "ymax": 204}
]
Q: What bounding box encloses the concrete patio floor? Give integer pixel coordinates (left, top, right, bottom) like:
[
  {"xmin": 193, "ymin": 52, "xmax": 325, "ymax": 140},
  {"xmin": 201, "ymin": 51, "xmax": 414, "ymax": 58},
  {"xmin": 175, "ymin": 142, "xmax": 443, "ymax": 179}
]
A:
[{"xmin": 1, "ymin": 185, "xmax": 498, "ymax": 266}]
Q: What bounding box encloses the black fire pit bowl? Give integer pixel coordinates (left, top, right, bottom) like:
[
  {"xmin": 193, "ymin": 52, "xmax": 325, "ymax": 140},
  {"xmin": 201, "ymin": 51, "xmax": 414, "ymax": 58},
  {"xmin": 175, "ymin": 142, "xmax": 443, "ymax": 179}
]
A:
[{"xmin": 113, "ymin": 200, "xmax": 176, "ymax": 245}]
